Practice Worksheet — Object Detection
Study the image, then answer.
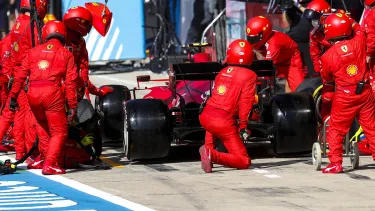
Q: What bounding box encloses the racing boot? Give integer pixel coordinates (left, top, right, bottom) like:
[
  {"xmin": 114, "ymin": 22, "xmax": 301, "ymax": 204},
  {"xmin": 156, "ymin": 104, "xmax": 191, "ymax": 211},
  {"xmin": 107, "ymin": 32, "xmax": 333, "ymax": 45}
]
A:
[
  {"xmin": 322, "ymin": 163, "xmax": 343, "ymax": 174},
  {"xmin": 42, "ymin": 161, "xmax": 66, "ymax": 175},
  {"xmin": 199, "ymin": 145, "xmax": 212, "ymax": 173},
  {"xmin": 27, "ymin": 155, "xmax": 44, "ymax": 169}
]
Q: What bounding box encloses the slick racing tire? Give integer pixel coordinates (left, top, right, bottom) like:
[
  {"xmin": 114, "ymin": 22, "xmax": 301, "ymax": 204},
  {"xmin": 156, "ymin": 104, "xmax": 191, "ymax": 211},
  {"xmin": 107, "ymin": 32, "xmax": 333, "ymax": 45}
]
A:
[
  {"xmin": 312, "ymin": 142, "xmax": 322, "ymax": 170},
  {"xmin": 272, "ymin": 92, "xmax": 318, "ymax": 155},
  {"xmin": 124, "ymin": 99, "xmax": 171, "ymax": 161},
  {"xmin": 95, "ymin": 85, "xmax": 131, "ymax": 144}
]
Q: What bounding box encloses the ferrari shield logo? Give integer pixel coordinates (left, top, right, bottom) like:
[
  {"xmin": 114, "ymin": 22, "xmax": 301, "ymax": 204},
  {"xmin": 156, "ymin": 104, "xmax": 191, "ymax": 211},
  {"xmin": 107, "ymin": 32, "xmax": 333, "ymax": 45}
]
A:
[
  {"xmin": 336, "ymin": 13, "xmax": 343, "ymax": 18},
  {"xmin": 341, "ymin": 45, "xmax": 348, "ymax": 53},
  {"xmin": 239, "ymin": 42, "xmax": 245, "ymax": 47},
  {"xmin": 246, "ymin": 28, "xmax": 250, "ymax": 34},
  {"xmin": 92, "ymin": 2, "xmax": 99, "ymax": 6},
  {"xmin": 227, "ymin": 67, "xmax": 234, "ymax": 73},
  {"xmin": 347, "ymin": 65, "xmax": 358, "ymax": 76},
  {"xmin": 217, "ymin": 85, "xmax": 227, "ymax": 95},
  {"xmin": 47, "ymin": 44, "xmax": 53, "ymax": 50},
  {"xmin": 38, "ymin": 60, "xmax": 49, "ymax": 70}
]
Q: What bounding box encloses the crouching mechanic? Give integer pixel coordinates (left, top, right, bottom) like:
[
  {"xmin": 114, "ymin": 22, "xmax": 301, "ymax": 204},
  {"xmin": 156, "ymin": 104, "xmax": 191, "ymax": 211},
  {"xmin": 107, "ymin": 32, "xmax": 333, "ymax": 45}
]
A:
[
  {"xmin": 199, "ymin": 39, "xmax": 255, "ymax": 173},
  {"xmin": 9, "ymin": 21, "xmax": 77, "ymax": 175},
  {"xmin": 246, "ymin": 16, "xmax": 305, "ymax": 92},
  {"xmin": 320, "ymin": 13, "xmax": 375, "ymax": 173},
  {"xmin": 63, "ymin": 6, "xmax": 112, "ymax": 101}
]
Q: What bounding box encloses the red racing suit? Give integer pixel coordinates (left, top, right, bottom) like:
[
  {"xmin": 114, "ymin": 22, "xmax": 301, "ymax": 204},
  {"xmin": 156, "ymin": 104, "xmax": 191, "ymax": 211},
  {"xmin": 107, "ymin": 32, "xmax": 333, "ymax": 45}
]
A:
[
  {"xmin": 0, "ymin": 14, "xmax": 39, "ymax": 159},
  {"xmin": 256, "ymin": 31, "xmax": 305, "ymax": 92},
  {"xmin": 321, "ymin": 28, "xmax": 375, "ymax": 164},
  {"xmin": 10, "ymin": 38, "xmax": 78, "ymax": 167},
  {"xmin": 0, "ymin": 35, "xmax": 12, "ymax": 109},
  {"xmin": 65, "ymin": 31, "xmax": 102, "ymax": 101},
  {"xmin": 199, "ymin": 66, "xmax": 256, "ymax": 169}
]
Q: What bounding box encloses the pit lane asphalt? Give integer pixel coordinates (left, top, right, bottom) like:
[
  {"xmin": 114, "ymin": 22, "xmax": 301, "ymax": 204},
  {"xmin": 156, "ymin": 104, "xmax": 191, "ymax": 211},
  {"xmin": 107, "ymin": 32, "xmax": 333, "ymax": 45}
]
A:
[{"xmin": 10, "ymin": 70, "xmax": 375, "ymax": 211}]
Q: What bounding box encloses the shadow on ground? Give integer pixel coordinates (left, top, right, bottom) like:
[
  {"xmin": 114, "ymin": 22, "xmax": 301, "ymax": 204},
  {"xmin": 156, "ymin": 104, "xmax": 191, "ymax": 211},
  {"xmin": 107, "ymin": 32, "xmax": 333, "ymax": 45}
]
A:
[{"xmin": 101, "ymin": 143, "xmax": 310, "ymax": 168}]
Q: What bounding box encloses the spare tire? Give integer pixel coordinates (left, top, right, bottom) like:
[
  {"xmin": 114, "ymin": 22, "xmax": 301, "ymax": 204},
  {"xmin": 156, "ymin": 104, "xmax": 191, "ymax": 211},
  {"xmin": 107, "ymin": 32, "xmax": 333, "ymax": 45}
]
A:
[
  {"xmin": 124, "ymin": 99, "xmax": 171, "ymax": 161},
  {"xmin": 95, "ymin": 85, "xmax": 131, "ymax": 143},
  {"xmin": 272, "ymin": 92, "xmax": 318, "ymax": 155}
]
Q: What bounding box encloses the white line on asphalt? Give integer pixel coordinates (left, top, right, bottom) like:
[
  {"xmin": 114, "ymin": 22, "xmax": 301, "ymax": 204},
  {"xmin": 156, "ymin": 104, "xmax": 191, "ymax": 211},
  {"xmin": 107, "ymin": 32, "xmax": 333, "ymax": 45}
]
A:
[
  {"xmin": 264, "ymin": 174, "xmax": 281, "ymax": 179},
  {"xmin": 252, "ymin": 169, "xmax": 270, "ymax": 174},
  {"xmin": 252, "ymin": 168, "xmax": 281, "ymax": 179},
  {"xmin": 28, "ymin": 169, "xmax": 156, "ymax": 211},
  {"xmin": 93, "ymin": 75, "xmax": 138, "ymax": 87},
  {"xmin": 0, "ymin": 156, "xmax": 155, "ymax": 211}
]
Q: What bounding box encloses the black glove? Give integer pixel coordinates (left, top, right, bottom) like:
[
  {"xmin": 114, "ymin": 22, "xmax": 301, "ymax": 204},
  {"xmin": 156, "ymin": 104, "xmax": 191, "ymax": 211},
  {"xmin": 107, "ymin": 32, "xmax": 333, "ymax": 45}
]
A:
[
  {"xmin": 67, "ymin": 108, "xmax": 77, "ymax": 122},
  {"xmin": 239, "ymin": 128, "xmax": 251, "ymax": 141},
  {"xmin": 9, "ymin": 98, "xmax": 18, "ymax": 112},
  {"xmin": 7, "ymin": 77, "xmax": 13, "ymax": 91}
]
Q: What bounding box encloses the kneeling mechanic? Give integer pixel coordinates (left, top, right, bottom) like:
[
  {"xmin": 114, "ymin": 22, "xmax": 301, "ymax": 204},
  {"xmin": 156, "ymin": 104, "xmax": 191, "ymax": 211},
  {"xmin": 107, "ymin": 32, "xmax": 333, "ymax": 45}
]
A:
[{"xmin": 199, "ymin": 39, "xmax": 256, "ymax": 173}]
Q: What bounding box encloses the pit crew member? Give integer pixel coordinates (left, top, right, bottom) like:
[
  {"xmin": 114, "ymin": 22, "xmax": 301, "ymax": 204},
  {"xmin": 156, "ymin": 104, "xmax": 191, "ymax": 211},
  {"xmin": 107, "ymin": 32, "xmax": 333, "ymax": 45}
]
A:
[
  {"xmin": 199, "ymin": 39, "xmax": 255, "ymax": 173},
  {"xmin": 63, "ymin": 6, "xmax": 112, "ymax": 101},
  {"xmin": 9, "ymin": 20, "xmax": 78, "ymax": 175},
  {"xmin": 246, "ymin": 16, "xmax": 305, "ymax": 92},
  {"xmin": 320, "ymin": 13, "xmax": 375, "ymax": 173},
  {"xmin": 0, "ymin": 0, "xmax": 47, "ymax": 160}
]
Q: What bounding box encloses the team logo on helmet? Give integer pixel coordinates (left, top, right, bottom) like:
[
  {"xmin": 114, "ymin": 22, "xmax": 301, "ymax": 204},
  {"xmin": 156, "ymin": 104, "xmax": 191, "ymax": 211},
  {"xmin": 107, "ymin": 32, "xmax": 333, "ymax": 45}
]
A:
[
  {"xmin": 346, "ymin": 65, "xmax": 358, "ymax": 76},
  {"xmin": 246, "ymin": 28, "xmax": 251, "ymax": 34},
  {"xmin": 341, "ymin": 45, "xmax": 348, "ymax": 53},
  {"xmin": 239, "ymin": 42, "xmax": 245, "ymax": 47},
  {"xmin": 336, "ymin": 13, "xmax": 343, "ymax": 17},
  {"xmin": 47, "ymin": 44, "xmax": 53, "ymax": 50},
  {"xmin": 103, "ymin": 19, "xmax": 107, "ymax": 24},
  {"xmin": 227, "ymin": 67, "xmax": 234, "ymax": 73},
  {"xmin": 38, "ymin": 60, "xmax": 49, "ymax": 70},
  {"xmin": 92, "ymin": 2, "xmax": 99, "ymax": 6},
  {"xmin": 217, "ymin": 85, "xmax": 227, "ymax": 95},
  {"xmin": 259, "ymin": 16, "xmax": 265, "ymax": 18}
]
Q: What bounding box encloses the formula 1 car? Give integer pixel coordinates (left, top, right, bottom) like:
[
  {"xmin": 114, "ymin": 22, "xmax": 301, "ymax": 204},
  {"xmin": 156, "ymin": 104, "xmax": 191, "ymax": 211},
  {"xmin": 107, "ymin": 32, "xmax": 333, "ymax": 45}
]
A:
[{"xmin": 96, "ymin": 60, "xmax": 318, "ymax": 161}]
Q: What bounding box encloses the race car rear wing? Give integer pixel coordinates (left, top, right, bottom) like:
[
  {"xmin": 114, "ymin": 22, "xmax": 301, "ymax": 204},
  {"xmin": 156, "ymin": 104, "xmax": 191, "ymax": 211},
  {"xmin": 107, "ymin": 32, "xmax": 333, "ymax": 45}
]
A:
[{"xmin": 170, "ymin": 60, "xmax": 275, "ymax": 81}]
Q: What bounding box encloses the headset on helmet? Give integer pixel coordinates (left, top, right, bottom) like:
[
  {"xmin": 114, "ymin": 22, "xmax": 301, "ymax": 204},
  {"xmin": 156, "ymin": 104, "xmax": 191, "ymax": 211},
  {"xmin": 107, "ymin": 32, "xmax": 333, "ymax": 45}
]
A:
[
  {"xmin": 20, "ymin": 0, "xmax": 48, "ymax": 19},
  {"xmin": 42, "ymin": 20, "xmax": 67, "ymax": 43},
  {"xmin": 63, "ymin": 6, "xmax": 93, "ymax": 37},
  {"xmin": 246, "ymin": 16, "xmax": 272, "ymax": 48},
  {"xmin": 303, "ymin": 0, "xmax": 331, "ymax": 20},
  {"xmin": 323, "ymin": 13, "xmax": 352, "ymax": 42},
  {"xmin": 225, "ymin": 39, "xmax": 254, "ymax": 66}
]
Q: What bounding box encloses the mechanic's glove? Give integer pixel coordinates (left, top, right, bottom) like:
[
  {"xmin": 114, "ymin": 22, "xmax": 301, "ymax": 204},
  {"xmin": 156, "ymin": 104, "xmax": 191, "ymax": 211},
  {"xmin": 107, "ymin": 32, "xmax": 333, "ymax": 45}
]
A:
[
  {"xmin": 80, "ymin": 134, "xmax": 94, "ymax": 147},
  {"xmin": 239, "ymin": 128, "xmax": 251, "ymax": 141},
  {"xmin": 311, "ymin": 72, "xmax": 321, "ymax": 78},
  {"xmin": 98, "ymin": 86, "xmax": 114, "ymax": 97},
  {"xmin": 7, "ymin": 76, "xmax": 13, "ymax": 91},
  {"xmin": 67, "ymin": 108, "xmax": 77, "ymax": 123},
  {"xmin": 9, "ymin": 98, "xmax": 18, "ymax": 112}
]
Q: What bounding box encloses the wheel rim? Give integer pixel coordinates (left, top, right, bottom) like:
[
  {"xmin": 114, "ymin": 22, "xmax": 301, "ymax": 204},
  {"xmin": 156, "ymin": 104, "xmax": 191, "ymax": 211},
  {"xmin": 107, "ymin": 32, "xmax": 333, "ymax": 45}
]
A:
[
  {"xmin": 123, "ymin": 109, "xmax": 129, "ymax": 158},
  {"xmin": 312, "ymin": 145, "xmax": 317, "ymax": 164}
]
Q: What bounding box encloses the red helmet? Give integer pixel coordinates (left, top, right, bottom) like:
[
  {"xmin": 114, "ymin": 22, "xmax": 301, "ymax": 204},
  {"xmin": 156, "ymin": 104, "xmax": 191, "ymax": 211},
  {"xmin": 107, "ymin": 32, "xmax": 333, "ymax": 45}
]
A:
[
  {"xmin": 365, "ymin": 0, "xmax": 375, "ymax": 7},
  {"xmin": 63, "ymin": 6, "xmax": 93, "ymax": 36},
  {"xmin": 246, "ymin": 16, "xmax": 272, "ymax": 48},
  {"xmin": 42, "ymin": 20, "xmax": 67, "ymax": 43},
  {"xmin": 225, "ymin": 39, "xmax": 254, "ymax": 66},
  {"xmin": 20, "ymin": 0, "xmax": 48, "ymax": 19},
  {"xmin": 323, "ymin": 13, "xmax": 352, "ymax": 41},
  {"xmin": 303, "ymin": 0, "xmax": 331, "ymax": 20}
]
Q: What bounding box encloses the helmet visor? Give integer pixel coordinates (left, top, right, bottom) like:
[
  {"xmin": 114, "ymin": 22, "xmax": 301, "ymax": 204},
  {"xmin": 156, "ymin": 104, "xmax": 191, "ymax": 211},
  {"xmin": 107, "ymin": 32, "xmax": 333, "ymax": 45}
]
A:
[{"xmin": 247, "ymin": 33, "xmax": 263, "ymax": 45}]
